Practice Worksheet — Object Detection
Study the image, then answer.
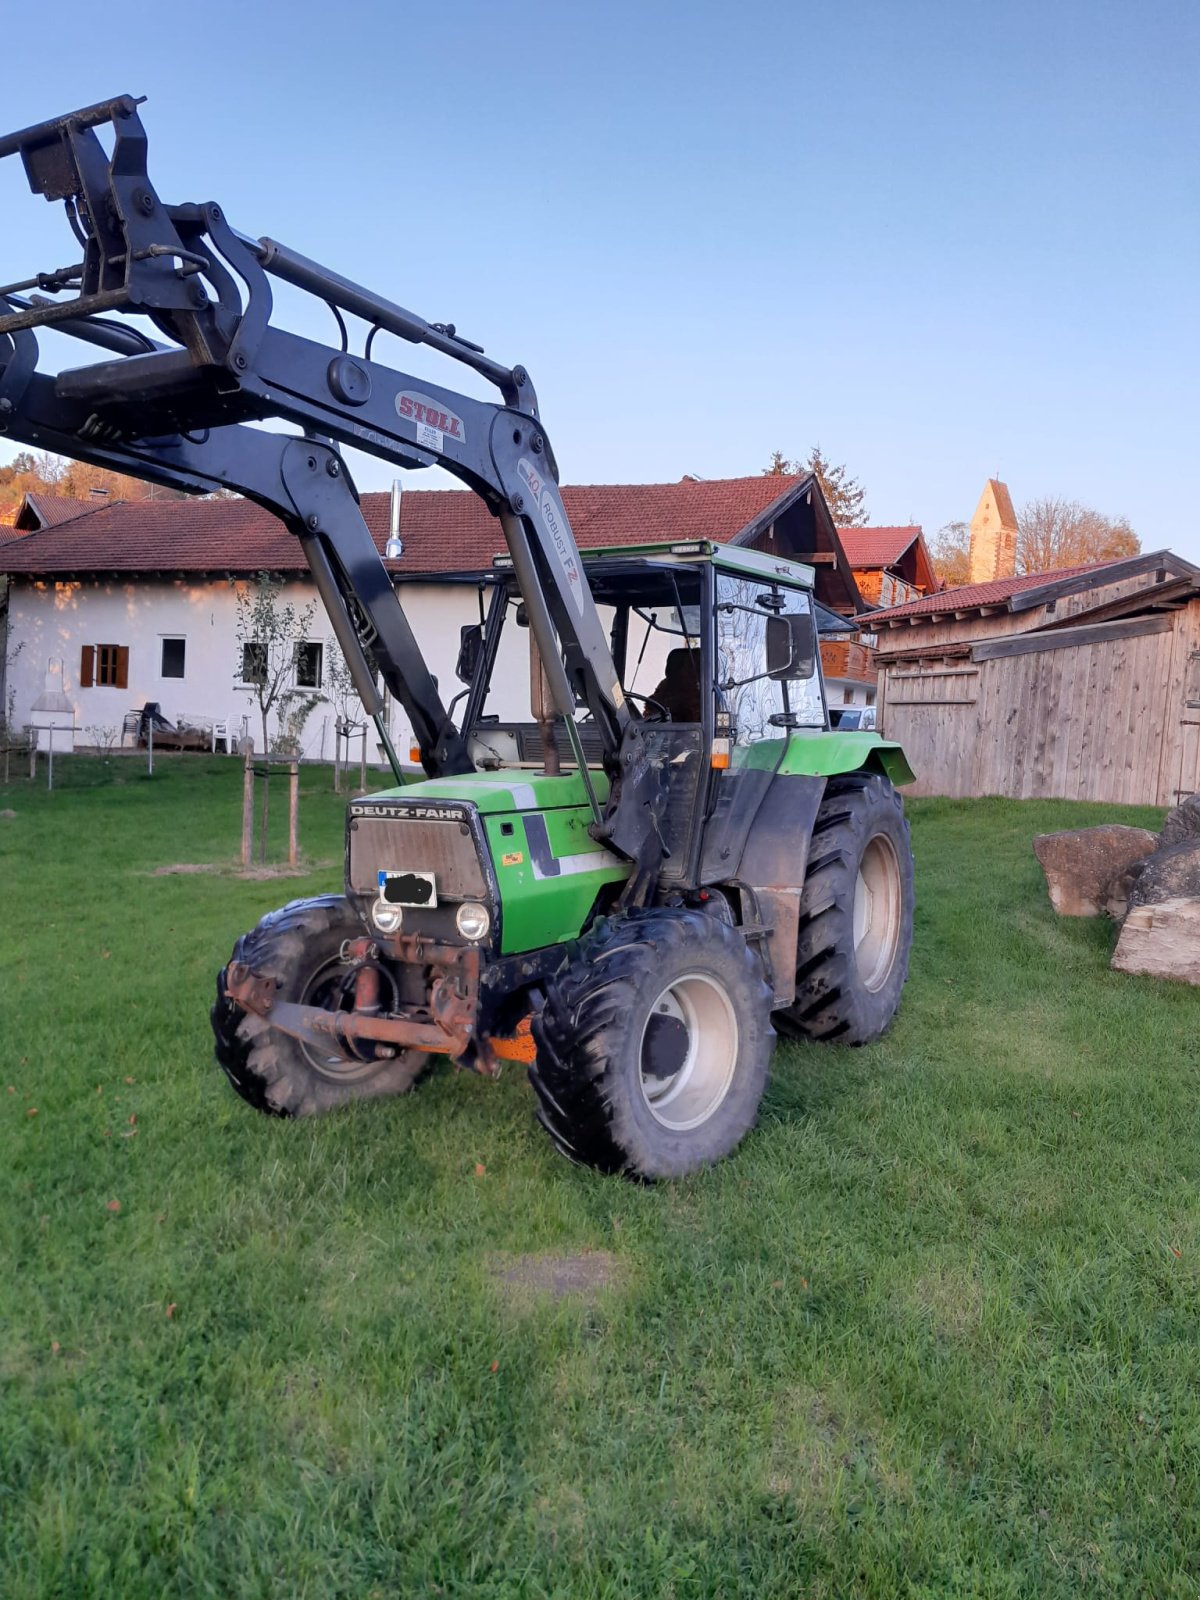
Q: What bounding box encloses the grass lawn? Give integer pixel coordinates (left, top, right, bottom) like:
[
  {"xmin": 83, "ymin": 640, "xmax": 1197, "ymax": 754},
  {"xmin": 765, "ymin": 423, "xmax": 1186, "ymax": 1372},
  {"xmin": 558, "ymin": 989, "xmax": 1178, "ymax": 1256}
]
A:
[{"xmin": 3, "ymin": 758, "xmax": 1200, "ymax": 1598}]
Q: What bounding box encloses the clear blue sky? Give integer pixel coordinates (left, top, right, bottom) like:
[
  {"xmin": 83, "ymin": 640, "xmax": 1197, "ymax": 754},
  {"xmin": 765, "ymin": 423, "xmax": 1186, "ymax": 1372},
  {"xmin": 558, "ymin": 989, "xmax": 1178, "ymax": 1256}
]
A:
[{"xmin": 1, "ymin": 0, "xmax": 1196, "ymax": 553}]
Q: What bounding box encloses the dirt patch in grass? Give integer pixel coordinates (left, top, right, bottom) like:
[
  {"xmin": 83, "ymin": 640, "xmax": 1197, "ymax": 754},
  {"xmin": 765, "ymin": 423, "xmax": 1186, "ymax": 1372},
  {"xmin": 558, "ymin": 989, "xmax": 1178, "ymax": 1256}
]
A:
[
  {"xmin": 148, "ymin": 859, "xmax": 333, "ymax": 879},
  {"xmin": 909, "ymin": 1263, "xmax": 985, "ymax": 1339},
  {"xmin": 490, "ymin": 1250, "xmax": 621, "ymax": 1303}
]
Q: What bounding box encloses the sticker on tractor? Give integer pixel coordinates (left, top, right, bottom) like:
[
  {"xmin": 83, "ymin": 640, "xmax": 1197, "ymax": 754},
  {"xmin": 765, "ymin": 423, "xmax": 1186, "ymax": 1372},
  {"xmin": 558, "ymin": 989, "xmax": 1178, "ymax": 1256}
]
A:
[
  {"xmin": 378, "ymin": 869, "xmax": 438, "ymax": 907},
  {"xmin": 396, "ymin": 391, "xmax": 466, "ymax": 446},
  {"xmin": 517, "ymin": 457, "xmax": 586, "ymax": 616},
  {"xmin": 501, "ymin": 851, "xmax": 524, "ymax": 867}
]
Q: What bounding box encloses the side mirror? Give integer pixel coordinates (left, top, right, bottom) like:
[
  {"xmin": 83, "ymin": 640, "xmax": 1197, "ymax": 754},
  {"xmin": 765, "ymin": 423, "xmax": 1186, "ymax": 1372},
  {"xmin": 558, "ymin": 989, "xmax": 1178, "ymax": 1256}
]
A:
[
  {"xmin": 456, "ymin": 623, "xmax": 484, "ymax": 685},
  {"xmin": 766, "ymin": 610, "xmax": 817, "ymax": 681}
]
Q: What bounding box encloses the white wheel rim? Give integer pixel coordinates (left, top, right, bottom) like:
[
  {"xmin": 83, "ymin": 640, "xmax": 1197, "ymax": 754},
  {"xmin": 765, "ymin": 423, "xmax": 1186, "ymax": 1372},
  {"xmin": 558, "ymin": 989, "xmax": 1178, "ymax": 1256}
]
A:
[
  {"xmin": 853, "ymin": 833, "xmax": 903, "ymax": 992},
  {"xmin": 638, "ymin": 972, "xmax": 739, "ymax": 1131}
]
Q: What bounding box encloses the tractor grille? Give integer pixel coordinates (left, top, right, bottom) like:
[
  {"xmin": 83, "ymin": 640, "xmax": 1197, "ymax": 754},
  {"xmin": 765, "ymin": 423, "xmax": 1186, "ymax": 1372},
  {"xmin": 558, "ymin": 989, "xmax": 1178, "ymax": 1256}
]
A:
[{"xmin": 347, "ymin": 803, "xmax": 488, "ymax": 901}]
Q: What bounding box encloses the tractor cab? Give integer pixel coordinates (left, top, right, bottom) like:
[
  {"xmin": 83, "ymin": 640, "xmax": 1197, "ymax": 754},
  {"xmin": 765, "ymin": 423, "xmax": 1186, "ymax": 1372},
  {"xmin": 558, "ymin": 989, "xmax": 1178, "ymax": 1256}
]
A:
[{"xmin": 449, "ymin": 541, "xmax": 844, "ymax": 884}]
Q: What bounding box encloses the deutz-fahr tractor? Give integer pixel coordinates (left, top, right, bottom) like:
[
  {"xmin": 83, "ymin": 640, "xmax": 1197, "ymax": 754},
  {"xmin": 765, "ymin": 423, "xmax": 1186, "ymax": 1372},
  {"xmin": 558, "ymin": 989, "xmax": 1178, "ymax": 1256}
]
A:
[{"xmin": 0, "ymin": 96, "xmax": 915, "ymax": 1178}]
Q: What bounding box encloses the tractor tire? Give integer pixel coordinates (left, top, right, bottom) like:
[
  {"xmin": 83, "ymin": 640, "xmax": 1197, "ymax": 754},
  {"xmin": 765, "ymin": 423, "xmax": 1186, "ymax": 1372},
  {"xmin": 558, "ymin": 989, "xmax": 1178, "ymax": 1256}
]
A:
[
  {"xmin": 210, "ymin": 895, "xmax": 429, "ymax": 1117},
  {"xmin": 778, "ymin": 772, "xmax": 913, "ymax": 1045},
  {"xmin": 530, "ymin": 908, "xmax": 774, "ymax": 1179}
]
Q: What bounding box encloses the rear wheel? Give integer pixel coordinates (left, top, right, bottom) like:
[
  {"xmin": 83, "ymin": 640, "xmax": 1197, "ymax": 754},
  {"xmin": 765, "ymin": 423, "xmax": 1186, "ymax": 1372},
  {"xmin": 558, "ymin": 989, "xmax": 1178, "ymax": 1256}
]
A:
[
  {"xmin": 211, "ymin": 895, "xmax": 429, "ymax": 1116},
  {"xmin": 778, "ymin": 773, "xmax": 913, "ymax": 1044},
  {"xmin": 530, "ymin": 908, "xmax": 774, "ymax": 1179}
]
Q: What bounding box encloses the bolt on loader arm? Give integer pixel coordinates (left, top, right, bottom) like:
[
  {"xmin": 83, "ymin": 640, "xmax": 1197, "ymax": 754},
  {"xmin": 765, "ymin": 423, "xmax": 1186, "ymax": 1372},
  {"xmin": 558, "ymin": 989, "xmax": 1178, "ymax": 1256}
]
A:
[{"xmin": 0, "ymin": 95, "xmax": 665, "ymax": 883}]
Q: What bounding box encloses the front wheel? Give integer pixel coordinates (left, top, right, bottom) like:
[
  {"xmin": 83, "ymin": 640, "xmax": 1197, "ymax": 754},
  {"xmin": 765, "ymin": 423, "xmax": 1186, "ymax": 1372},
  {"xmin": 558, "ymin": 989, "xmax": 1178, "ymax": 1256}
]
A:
[
  {"xmin": 530, "ymin": 909, "xmax": 775, "ymax": 1179},
  {"xmin": 211, "ymin": 895, "xmax": 429, "ymax": 1116},
  {"xmin": 777, "ymin": 773, "xmax": 914, "ymax": 1045}
]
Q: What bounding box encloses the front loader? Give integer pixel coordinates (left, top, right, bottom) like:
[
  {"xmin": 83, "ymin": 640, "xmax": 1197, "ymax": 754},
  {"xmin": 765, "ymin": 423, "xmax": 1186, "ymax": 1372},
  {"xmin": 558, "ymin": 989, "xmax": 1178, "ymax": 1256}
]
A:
[{"xmin": 0, "ymin": 96, "xmax": 916, "ymax": 1178}]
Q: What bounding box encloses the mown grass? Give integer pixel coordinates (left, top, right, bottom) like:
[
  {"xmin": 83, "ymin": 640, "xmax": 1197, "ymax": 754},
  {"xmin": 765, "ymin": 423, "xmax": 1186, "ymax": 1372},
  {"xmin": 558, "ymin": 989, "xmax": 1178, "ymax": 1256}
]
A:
[{"xmin": 3, "ymin": 760, "xmax": 1200, "ymax": 1597}]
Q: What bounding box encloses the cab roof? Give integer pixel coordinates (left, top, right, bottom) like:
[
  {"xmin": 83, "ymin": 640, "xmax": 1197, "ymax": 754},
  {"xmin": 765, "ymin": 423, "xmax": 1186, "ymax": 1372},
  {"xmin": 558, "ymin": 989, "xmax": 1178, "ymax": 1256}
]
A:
[{"xmin": 494, "ymin": 538, "xmax": 817, "ymax": 591}]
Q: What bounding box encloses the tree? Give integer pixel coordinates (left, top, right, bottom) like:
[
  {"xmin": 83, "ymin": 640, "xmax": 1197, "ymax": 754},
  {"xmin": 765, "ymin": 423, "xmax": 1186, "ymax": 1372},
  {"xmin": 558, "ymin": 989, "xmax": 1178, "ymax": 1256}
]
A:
[
  {"xmin": 56, "ymin": 460, "xmax": 186, "ymax": 504},
  {"xmin": 1, "ymin": 636, "xmax": 24, "ymax": 735},
  {"xmin": 1016, "ymin": 497, "xmax": 1140, "ymax": 575},
  {"xmin": 763, "ymin": 444, "xmax": 868, "ymax": 525},
  {"xmin": 323, "ymin": 644, "xmax": 367, "ymax": 791},
  {"xmin": 928, "ymin": 521, "xmax": 971, "ymax": 588},
  {"xmin": 231, "ymin": 575, "xmax": 318, "ymax": 760},
  {"xmin": 0, "ymin": 447, "xmax": 190, "ymax": 519},
  {"xmin": 232, "ymin": 575, "xmax": 318, "ymax": 859}
]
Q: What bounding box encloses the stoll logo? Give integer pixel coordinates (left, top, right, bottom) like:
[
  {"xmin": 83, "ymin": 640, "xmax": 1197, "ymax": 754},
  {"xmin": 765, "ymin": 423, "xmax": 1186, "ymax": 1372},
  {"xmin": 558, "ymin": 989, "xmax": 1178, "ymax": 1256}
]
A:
[
  {"xmin": 395, "ymin": 391, "xmax": 466, "ymax": 442},
  {"xmin": 517, "ymin": 457, "xmax": 586, "ymax": 615}
]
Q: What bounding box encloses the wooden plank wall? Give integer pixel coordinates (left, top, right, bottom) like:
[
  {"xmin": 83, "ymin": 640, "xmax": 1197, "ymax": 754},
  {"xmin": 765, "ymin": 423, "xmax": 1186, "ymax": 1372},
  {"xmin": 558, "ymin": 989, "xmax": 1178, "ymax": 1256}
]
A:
[
  {"xmin": 879, "ymin": 601, "xmax": 1200, "ymax": 805},
  {"xmin": 874, "ymin": 570, "xmax": 1176, "ymax": 662}
]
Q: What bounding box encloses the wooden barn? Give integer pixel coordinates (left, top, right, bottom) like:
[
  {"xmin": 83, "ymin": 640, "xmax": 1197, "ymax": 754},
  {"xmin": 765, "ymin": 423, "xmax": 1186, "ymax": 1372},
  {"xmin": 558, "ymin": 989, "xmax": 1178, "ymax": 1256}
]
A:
[{"xmin": 871, "ymin": 550, "xmax": 1200, "ymax": 806}]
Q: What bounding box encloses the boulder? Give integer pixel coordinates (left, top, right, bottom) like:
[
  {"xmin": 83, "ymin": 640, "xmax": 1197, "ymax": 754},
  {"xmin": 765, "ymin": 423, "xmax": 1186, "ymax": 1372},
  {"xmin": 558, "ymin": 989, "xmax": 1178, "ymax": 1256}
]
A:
[
  {"xmin": 1126, "ymin": 838, "xmax": 1200, "ymax": 910},
  {"xmin": 1112, "ymin": 897, "xmax": 1200, "ymax": 985},
  {"xmin": 1161, "ymin": 794, "xmax": 1200, "ymax": 848},
  {"xmin": 1033, "ymin": 825, "xmax": 1159, "ymax": 917}
]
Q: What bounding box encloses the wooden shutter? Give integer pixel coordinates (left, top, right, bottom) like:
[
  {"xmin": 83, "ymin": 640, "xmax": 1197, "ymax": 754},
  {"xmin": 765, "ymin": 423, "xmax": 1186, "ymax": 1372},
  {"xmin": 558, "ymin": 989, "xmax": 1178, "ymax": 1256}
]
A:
[
  {"xmin": 115, "ymin": 645, "xmax": 130, "ymax": 690},
  {"xmin": 79, "ymin": 644, "xmax": 94, "ymax": 688}
]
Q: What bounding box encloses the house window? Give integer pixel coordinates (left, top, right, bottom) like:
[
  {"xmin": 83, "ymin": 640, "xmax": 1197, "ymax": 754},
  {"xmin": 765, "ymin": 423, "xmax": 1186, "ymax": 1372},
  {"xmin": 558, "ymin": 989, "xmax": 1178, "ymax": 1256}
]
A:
[
  {"xmin": 161, "ymin": 637, "xmax": 186, "ymax": 679},
  {"xmin": 80, "ymin": 643, "xmax": 129, "ymax": 690},
  {"xmin": 294, "ymin": 640, "xmax": 324, "ymax": 689},
  {"xmin": 843, "ymin": 689, "xmax": 854, "ymax": 704},
  {"xmin": 241, "ymin": 642, "xmax": 267, "ymax": 685}
]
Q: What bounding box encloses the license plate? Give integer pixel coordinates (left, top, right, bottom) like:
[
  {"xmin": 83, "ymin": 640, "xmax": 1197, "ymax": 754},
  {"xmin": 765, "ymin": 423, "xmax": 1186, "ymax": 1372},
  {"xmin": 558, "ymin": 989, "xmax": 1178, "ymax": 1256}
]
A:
[{"xmin": 377, "ymin": 869, "xmax": 437, "ymax": 908}]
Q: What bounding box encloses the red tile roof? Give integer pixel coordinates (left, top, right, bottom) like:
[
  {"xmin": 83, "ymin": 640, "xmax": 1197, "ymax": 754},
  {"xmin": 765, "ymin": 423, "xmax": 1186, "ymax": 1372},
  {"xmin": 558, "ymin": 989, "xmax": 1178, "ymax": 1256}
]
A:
[
  {"xmin": 838, "ymin": 526, "xmax": 922, "ymax": 569},
  {"xmin": 869, "ymin": 560, "xmax": 1125, "ymax": 622},
  {"xmin": 17, "ymin": 492, "xmax": 100, "ymax": 530},
  {"xmin": 0, "ymin": 476, "xmax": 810, "ymax": 577}
]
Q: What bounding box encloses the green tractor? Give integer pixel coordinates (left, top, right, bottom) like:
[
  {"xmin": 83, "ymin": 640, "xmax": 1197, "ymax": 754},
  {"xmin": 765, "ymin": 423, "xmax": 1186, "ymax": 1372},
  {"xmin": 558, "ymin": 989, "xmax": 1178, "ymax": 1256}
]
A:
[
  {"xmin": 213, "ymin": 538, "xmax": 914, "ymax": 1178},
  {"xmin": 0, "ymin": 94, "xmax": 916, "ymax": 1178}
]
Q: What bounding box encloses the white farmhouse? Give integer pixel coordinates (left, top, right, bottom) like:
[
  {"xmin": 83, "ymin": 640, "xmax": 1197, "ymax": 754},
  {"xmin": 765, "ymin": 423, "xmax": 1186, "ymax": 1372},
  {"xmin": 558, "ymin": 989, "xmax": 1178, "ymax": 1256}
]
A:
[{"xmin": 0, "ymin": 474, "xmax": 873, "ymax": 759}]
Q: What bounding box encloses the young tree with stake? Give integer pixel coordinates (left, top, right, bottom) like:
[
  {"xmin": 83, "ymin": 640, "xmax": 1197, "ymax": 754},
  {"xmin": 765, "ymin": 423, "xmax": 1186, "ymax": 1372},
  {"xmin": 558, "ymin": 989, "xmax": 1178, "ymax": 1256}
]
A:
[{"xmin": 232, "ymin": 575, "xmax": 317, "ymax": 856}]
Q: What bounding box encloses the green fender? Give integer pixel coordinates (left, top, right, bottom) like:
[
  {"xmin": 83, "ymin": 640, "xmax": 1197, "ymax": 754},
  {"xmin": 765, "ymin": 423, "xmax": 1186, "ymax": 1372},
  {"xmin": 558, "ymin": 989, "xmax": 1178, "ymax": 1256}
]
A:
[{"xmin": 732, "ymin": 731, "xmax": 915, "ymax": 787}]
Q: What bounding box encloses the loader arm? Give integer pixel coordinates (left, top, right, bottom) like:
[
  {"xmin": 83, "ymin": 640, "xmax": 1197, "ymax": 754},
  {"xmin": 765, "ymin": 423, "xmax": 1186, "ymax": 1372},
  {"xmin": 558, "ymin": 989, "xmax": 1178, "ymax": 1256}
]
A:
[{"xmin": 0, "ymin": 94, "xmax": 663, "ymax": 878}]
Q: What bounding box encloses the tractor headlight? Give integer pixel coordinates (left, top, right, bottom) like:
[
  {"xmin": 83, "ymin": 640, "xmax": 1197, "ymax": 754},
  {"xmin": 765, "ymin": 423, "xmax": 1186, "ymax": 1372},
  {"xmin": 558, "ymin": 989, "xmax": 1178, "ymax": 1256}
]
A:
[
  {"xmin": 371, "ymin": 898, "xmax": 404, "ymax": 935},
  {"xmin": 455, "ymin": 901, "xmax": 491, "ymax": 942}
]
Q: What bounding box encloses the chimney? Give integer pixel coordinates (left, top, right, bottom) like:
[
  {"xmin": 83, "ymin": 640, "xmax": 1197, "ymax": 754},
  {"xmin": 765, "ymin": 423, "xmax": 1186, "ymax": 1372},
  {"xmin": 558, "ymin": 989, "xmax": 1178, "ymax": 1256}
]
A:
[{"xmin": 967, "ymin": 479, "xmax": 1018, "ymax": 584}]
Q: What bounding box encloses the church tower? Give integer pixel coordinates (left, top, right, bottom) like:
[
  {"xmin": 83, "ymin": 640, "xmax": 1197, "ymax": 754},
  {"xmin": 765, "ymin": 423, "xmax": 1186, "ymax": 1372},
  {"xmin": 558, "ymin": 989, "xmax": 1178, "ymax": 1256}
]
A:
[{"xmin": 967, "ymin": 479, "xmax": 1018, "ymax": 584}]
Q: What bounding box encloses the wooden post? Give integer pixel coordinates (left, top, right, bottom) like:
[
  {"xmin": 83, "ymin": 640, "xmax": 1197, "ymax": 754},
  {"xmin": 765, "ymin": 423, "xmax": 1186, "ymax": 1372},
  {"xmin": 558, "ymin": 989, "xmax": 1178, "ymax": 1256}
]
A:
[
  {"xmin": 259, "ymin": 756, "xmax": 270, "ymax": 866},
  {"xmin": 241, "ymin": 744, "xmax": 254, "ymax": 870},
  {"xmin": 29, "ymin": 733, "xmax": 36, "ymax": 781},
  {"xmin": 288, "ymin": 760, "xmax": 299, "ymax": 866}
]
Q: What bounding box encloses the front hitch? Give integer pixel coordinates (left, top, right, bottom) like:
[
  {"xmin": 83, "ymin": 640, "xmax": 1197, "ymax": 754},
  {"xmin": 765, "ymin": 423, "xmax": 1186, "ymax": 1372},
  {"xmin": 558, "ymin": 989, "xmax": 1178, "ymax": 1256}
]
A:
[{"xmin": 223, "ymin": 945, "xmax": 535, "ymax": 1076}]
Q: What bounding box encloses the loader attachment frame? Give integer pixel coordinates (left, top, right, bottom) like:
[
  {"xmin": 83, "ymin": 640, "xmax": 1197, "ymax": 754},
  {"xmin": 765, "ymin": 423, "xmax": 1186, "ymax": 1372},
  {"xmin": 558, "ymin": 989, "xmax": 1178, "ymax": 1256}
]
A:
[{"xmin": 0, "ymin": 94, "xmax": 664, "ymax": 883}]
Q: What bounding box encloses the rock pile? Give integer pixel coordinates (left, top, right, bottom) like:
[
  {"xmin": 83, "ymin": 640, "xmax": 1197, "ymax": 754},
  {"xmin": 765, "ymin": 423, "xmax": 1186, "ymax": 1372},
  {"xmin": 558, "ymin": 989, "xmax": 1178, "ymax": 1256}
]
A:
[{"xmin": 1034, "ymin": 798, "xmax": 1200, "ymax": 984}]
